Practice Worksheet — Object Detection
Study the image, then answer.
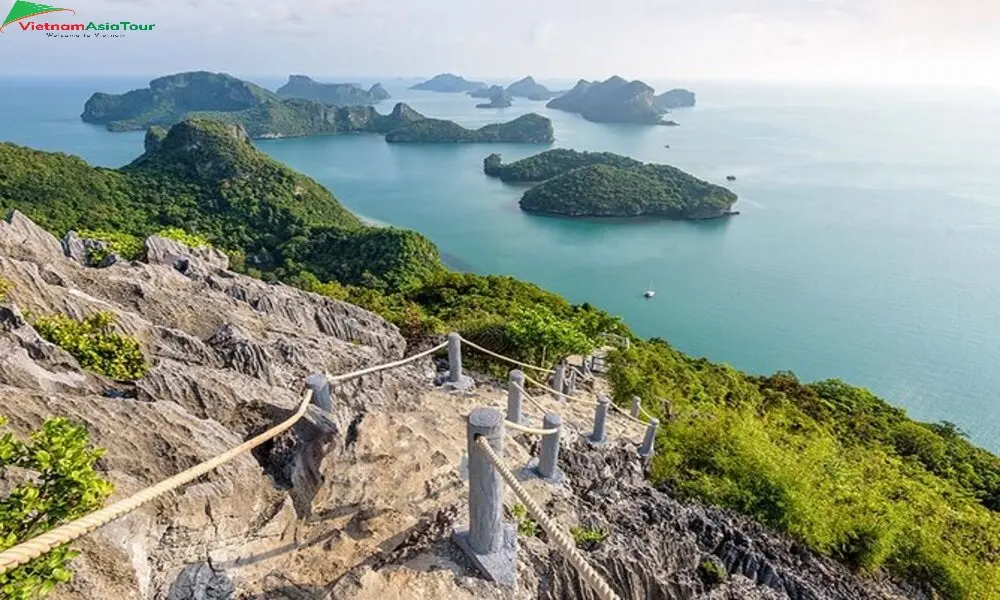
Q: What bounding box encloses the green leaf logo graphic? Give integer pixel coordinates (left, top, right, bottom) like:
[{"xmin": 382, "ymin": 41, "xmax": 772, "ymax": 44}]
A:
[{"xmin": 1, "ymin": 0, "xmax": 75, "ymax": 32}]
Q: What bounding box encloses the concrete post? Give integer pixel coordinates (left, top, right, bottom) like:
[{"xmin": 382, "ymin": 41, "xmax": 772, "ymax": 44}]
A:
[
  {"xmin": 537, "ymin": 413, "xmax": 561, "ymax": 479},
  {"xmin": 455, "ymin": 407, "xmax": 517, "ymax": 585},
  {"xmin": 305, "ymin": 373, "xmax": 332, "ymax": 412},
  {"xmin": 448, "ymin": 332, "xmax": 462, "ymax": 383},
  {"xmin": 639, "ymin": 419, "xmax": 660, "ymax": 458},
  {"xmin": 630, "ymin": 396, "xmax": 641, "ymax": 419},
  {"xmin": 566, "ymin": 369, "xmax": 576, "ymax": 396},
  {"xmin": 552, "ymin": 362, "xmax": 566, "ymax": 396},
  {"xmin": 467, "ymin": 408, "xmax": 504, "ymax": 554},
  {"xmin": 582, "ymin": 356, "xmax": 591, "ymax": 376},
  {"xmin": 507, "ymin": 370, "xmax": 526, "ymax": 424},
  {"xmin": 590, "ymin": 394, "xmax": 610, "ymax": 445}
]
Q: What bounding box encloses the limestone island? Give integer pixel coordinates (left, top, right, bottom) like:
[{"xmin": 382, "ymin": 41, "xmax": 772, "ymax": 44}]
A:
[
  {"xmin": 386, "ymin": 114, "xmax": 552, "ymax": 143},
  {"xmin": 409, "ymin": 73, "xmax": 487, "ymax": 93},
  {"xmin": 474, "ymin": 86, "xmax": 513, "ymax": 109},
  {"xmin": 547, "ymin": 76, "xmax": 694, "ymax": 125},
  {"xmin": 81, "ymin": 71, "xmax": 552, "ymax": 143},
  {"xmin": 505, "ymin": 76, "xmax": 554, "ymax": 100},
  {"xmin": 484, "ymin": 149, "xmax": 737, "ymax": 219},
  {"xmin": 653, "ymin": 88, "xmax": 696, "ymax": 110},
  {"xmin": 276, "ymin": 75, "xmax": 390, "ymax": 105}
]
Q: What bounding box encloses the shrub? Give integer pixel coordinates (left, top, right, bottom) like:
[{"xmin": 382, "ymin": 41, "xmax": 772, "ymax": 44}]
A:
[
  {"xmin": 570, "ymin": 525, "xmax": 608, "ymax": 549},
  {"xmin": 510, "ymin": 503, "xmax": 540, "ymax": 537},
  {"xmin": 698, "ymin": 559, "xmax": 727, "ymax": 585},
  {"xmin": 610, "ymin": 341, "xmax": 1000, "ymax": 599},
  {"xmin": 0, "ymin": 276, "xmax": 13, "ymax": 302},
  {"xmin": 155, "ymin": 227, "xmax": 211, "ymax": 249},
  {"xmin": 0, "ymin": 417, "xmax": 114, "ymax": 599},
  {"xmin": 75, "ymin": 229, "xmax": 143, "ymax": 263},
  {"xmin": 32, "ymin": 312, "xmax": 149, "ymax": 381}
]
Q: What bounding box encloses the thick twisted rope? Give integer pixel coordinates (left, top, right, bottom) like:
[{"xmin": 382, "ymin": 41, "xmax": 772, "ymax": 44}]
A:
[
  {"xmin": 609, "ymin": 403, "xmax": 648, "ymax": 427},
  {"xmin": 459, "ymin": 337, "xmax": 555, "ymax": 374},
  {"xmin": 511, "ymin": 381, "xmax": 554, "ymax": 416},
  {"xmin": 504, "ymin": 420, "xmax": 560, "ymax": 436},
  {"xmin": 523, "ymin": 374, "xmax": 598, "ymax": 406},
  {"xmin": 0, "ymin": 341, "xmax": 448, "ymax": 576},
  {"xmin": 475, "ymin": 437, "xmax": 621, "ymax": 600}
]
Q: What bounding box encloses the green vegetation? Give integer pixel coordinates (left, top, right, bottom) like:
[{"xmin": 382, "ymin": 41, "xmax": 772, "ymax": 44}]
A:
[
  {"xmin": 81, "ymin": 71, "xmax": 547, "ymax": 143},
  {"xmin": 510, "ymin": 503, "xmax": 540, "ymax": 537},
  {"xmin": 0, "ymin": 276, "xmax": 12, "ymax": 302},
  {"xmin": 484, "ymin": 149, "xmax": 641, "ymax": 182},
  {"xmin": 485, "ymin": 149, "xmax": 737, "ymax": 219},
  {"xmin": 6, "ymin": 117, "xmax": 1000, "ymax": 598},
  {"xmin": 697, "ymin": 560, "xmax": 727, "ymax": 585},
  {"xmin": 1, "ymin": 119, "xmax": 622, "ymax": 362},
  {"xmin": 0, "ymin": 417, "xmax": 113, "ymax": 599},
  {"xmin": 607, "ymin": 341, "xmax": 1000, "ymax": 599},
  {"xmin": 75, "ymin": 229, "xmax": 144, "ymax": 263},
  {"xmin": 155, "ymin": 227, "xmax": 211, "ymax": 249},
  {"xmin": 32, "ymin": 312, "xmax": 149, "ymax": 381},
  {"xmin": 0, "ymin": 119, "xmax": 444, "ymax": 290},
  {"xmin": 570, "ymin": 525, "xmax": 609, "ymax": 548},
  {"xmin": 384, "ymin": 113, "xmax": 553, "ymax": 144},
  {"xmin": 275, "ymin": 75, "xmax": 388, "ymax": 106}
]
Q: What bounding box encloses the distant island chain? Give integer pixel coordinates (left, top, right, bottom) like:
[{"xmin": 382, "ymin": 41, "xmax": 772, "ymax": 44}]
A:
[{"xmin": 79, "ymin": 70, "xmax": 728, "ymax": 220}]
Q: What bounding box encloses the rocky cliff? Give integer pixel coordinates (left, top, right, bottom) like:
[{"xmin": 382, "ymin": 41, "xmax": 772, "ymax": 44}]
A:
[{"xmin": 0, "ymin": 211, "xmax": 926, "ymax": 599}]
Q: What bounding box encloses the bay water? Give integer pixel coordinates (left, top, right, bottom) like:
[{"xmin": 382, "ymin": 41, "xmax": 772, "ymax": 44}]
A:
[{"xmin": 1, "ymin": 76, "xmax": 998, "ymax": 451}]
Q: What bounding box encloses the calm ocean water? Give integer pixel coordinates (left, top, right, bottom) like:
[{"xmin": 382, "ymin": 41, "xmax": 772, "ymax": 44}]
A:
[{"xmin": 1, "ymin": 76, "xmax": 998, "ymax": 451}]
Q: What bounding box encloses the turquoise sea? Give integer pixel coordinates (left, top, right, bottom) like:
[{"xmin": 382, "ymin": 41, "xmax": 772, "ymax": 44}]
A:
[{"xmin": 1, "ymin": 76, "xmax": 998, "ymax": 451}]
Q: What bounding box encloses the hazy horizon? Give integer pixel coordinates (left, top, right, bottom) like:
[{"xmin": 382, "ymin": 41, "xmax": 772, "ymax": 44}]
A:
[{"xmin": 1, "ymin": 0, "xmax": 997, "ymax": 88}]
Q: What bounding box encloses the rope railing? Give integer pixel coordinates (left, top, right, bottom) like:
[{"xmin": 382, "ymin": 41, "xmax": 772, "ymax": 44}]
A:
[
  {"xmin": 0, "ymin": 340, "xmax": 448, "ymax": 577},
  {"xmin": 459, "ymin": 337, "xmax": 555, "ymax": 374},
  {"xmin": 523, "ymin": 373, "xmax": 597, "ymax": 405},
  {"xmin": 511, "ymin": 381, "xmax": 558, "ymax": 415},
  {"xmin": 475, "ymin": 437, "xmax": 621, "ymax": 600},
  {"xmin": 0, "ymin": 331, "xmax": 653, "ymax": 597},
  {"xmin": 504, "ymin": 420, "xmax": 560, "ymax": 436}
]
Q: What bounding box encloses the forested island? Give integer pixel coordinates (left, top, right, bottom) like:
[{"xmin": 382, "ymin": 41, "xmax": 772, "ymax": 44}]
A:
[
  {"xmin": 81, "ymin": 72, "xmax": 552, "ymax": 143},
  {"xmin": 275, "ymin": 75, "xmax": 390, "ymax": 105},
  {"xmin": 505, "ymin": 76, "xmax": 554, "ymax": 100},
  {"xmin": 546, "ymin": 76, "xmax": 696, "ymax": 124},
  {"xmin": 2, "ymin": 118, "xmax": 999, "ymax": 600},
  {"xmin": 484, "ymin": 149, "xmax": 737, "ymax": 219},
  {"xmin": 409, "ymin": 73, "xmax": 486, "ymax": 92},
  {"xmin": 386, "ymin": 113, "xmax": 551, "ymax": 143},
  {"xmin": 474, "ymin": 86, "xmax": 513, "ymax": 109}
]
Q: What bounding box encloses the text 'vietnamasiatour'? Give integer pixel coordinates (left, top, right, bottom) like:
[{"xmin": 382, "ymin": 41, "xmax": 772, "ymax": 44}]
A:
[{"xmin": 14, "ymin": 21, "xmax": 156, "ymax": 32}]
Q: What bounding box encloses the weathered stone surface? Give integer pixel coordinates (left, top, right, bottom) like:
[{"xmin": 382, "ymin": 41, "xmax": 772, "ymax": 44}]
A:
[
  {"xmin": 0, "ymin": 213, "xmax": 930, "ymax": 600},
  {"xmin": 0, "ymin": 210, "xmax": 65, "ymax": 261},
  {"xmin": 145, "ymin": 234, "xmax": 230, "ymax": 275},
  {"xmin": 532, "ymin": 443, "xmax": 925, "ymax": 600}
]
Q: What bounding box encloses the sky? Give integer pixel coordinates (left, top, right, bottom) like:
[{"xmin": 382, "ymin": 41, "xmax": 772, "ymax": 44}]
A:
[{"xmin": 0, "ymin": 0, "xmax": 998, "ymax": 86}]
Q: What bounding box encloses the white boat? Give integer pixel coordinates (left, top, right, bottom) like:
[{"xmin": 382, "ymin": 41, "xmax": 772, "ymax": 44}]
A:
[{"xmin": 644, "ymin": 282, "xmax": 655, "ymax": 298}]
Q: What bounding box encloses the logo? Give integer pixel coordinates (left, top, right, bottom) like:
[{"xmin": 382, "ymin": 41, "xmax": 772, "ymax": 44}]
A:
[{"xmin": 1, "ymin": 0, "xmax": 155, "ymax": 36}]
